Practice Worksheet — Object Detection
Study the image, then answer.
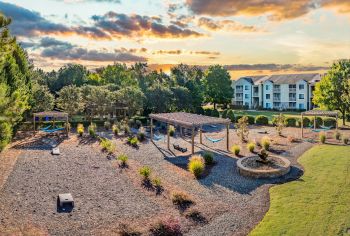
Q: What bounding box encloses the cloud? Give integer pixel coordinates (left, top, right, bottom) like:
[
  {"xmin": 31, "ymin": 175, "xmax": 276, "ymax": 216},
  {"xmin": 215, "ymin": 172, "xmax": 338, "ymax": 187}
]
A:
[
  {"xmin": 0, "ymin": 1, "xmax": 110, "ymax": 39},
  {"xmin": 185, "ymin": 0, "xmax": 319, "ymax": 20},
  {"xmin": 197, "ymin": 17, "xmax": 259, "ymax": 32},
  {"xmin": 321, "ymin": 0, "xmax": 350, "ymax": 13},
  {"xmin": 153, "ymin": 50, "xmax": 220, "ymax": 56},
  {"xmin": 56, "ymin": 0, "xmax": 121, "ymax": 3},
  {"xmin": 91, "ymin": 11, "xmax": 204, "ymax": 39}
]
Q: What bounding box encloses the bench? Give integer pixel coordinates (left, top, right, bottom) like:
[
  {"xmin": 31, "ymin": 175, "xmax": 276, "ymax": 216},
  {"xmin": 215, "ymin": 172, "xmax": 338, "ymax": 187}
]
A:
[{"xmin": 173, "ymin": 144, "xmax": 187, "ymax": 153}]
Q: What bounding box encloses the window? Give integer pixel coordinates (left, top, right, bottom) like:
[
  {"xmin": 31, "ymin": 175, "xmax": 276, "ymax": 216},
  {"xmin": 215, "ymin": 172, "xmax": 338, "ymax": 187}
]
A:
[
  {"xmin": 289, "ymin": 84, "xmax": 296, "ymax": 89},
  {"xmin": 265, "ymin": 85, "xmax": 270, "ymax": 90},
  {"xmin": 245, "ymin": 94, "xmax": 249, "ymax": 99},
  {"xmin": 245, "ymin": 85, "xmax": 249, "ymax": 90},
  {"xmin": 299, "ymin": 84, "xmax": 304, "ymax": 90},
  {"xmin": 266, "ymin": 103, "xmax": 271, "ymax": 108},
  {"xmin": 299, "ymin": 103, "xmax": 305, "ymax": 109},
  {"xmin": 266, "ymin": 94, "xmax": 271, "ymax": 99},
  {"xmin": 299, "ymin": 94, "xmax": 304, "ymax": 99}
]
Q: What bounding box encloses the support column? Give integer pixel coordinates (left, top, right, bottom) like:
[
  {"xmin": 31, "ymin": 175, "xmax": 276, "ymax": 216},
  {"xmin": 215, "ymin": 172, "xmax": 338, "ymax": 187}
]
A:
[
  {"xmin": 314, "ymin": 116, "xmax": 316, "ymax": 129},
  {"xmin": 191, "ymin": 126, "xmax": 195, "ymax": 154},
  {"xmin": 167, "ymin": 124, "xmax": 170, "ymax": 150},
  {"xmin": 301, "ymin": 114, "xmax": 304, "ymax": 138},
  {"xmin": 336, "ymin": 114, "xmax": 338, "ymax": 130},
  {"xmin": 66, "ymin": 116, "xmax": 69, "ymax": 136},
  {"xmin": 150, "ymin": 118, "xmax": 153, "ymax": 141},
  {"xmin": 200, "ymin": 126, "xmax": 203, "ymax": 144},
  {"xmin": 33, "ymin": 116, "xmax": 36, "ymax": 134},
  {"xmin": 226, "ymin": 123, "xmax": 229, "ymax": 151}
]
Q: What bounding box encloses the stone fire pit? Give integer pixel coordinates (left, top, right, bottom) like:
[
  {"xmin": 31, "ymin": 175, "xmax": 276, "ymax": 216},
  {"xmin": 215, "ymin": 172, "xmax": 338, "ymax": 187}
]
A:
[{"xmin": 237, "ymin": 155, "xmax": 291, "ymax": 178}]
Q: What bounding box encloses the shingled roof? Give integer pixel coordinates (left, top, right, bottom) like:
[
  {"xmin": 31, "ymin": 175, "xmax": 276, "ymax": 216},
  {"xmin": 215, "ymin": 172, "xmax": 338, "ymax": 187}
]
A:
[{"xmin": 238, "ymin": 73, "xmax": 321, "ymax": 85}]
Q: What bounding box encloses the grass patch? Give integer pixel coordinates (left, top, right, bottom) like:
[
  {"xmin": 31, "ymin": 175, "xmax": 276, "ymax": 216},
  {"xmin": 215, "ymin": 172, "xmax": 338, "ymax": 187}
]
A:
[{"xmin": 250, "ymin": 145, "xmax": 350, "ymax": 236}]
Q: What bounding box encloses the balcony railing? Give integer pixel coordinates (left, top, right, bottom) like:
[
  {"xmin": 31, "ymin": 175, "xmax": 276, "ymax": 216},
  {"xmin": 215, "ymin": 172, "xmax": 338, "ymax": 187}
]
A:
[
  {"xmin": 289, "ymin": 97, "xmax": 296, "ymax": 101},
  {"xmin": 236, "ymin": 89, "xmax": 243, "ymax": 93},
  {"xmin": 289, "ymin": 88, "xmax": 296, "ymax": 92},
  {"xmin": 253, "ymin": 92, "xmax": 259, "ymax": 97},
  {"xmin": 236, "ymin": 97, "xmax": 243, "ymax": 101},
  {"xmin": 273, "ymin": 97, "xmax": 281, "ymax": 102},
  {"xmin": 273, "ymin": 88, "xmax": 281, "ymax": 93}
]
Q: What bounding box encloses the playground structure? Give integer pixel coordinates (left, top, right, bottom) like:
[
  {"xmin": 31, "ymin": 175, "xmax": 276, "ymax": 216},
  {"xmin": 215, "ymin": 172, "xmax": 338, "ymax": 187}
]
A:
[
  {"xmin": 301, "ymin": 110, "xmax": 338, "ymax": 138},
  {"xmin": 33, "ymin": 111, "xmax": 69, "ymax": 135},
  {"xmin": 149, "ymin": 112, "xmax": 231, "ymax": 154}
]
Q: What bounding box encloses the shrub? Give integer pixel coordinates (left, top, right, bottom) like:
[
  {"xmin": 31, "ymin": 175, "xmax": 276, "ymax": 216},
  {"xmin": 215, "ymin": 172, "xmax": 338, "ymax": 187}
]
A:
[
  {"xmin": 211, "ymin": 109, "xmax": 220, "ymax": 117},
  {"xmin": 261, "ymin": 136, "xmax": 270, "ymax": 150},
  {"xmin": 137, "ymin": 132, "xmax": 145, "ymax": 142},
  {"xmin": 112, "ymin": 124, "xmax": 119, "ymax": 136},
  {"xmin": 297, "ymin": 117, "xmax": 311, "ymax": 127},
  {"xmin": 152, "ymin": 177, "xmax": 162, "ymax": 189},
  {"xmin": 310, "ymin": 117, "xmax": 323, "ymax": 128},
  {"xmin": 230, "ymin": 145, "xmax": 240, "ymax": 156},
  {"xmin": 247, "ymin": 142, "xmax": 255, "ymax": 153},
  {"xmin": 227, "ymin": 109, "xmax": 235, "ymax": 123},
  {"xmin": 124, "ymin": 125, "xmax": 130, "ymax": 135},
  {"xmin": 319, "ymin": 132, "xmax": 326, "ymax": 144},
  {"xmin": 127, "ymin": 136, "xmax": 139, "ymax": 147},
  {"xmin": 343, "ymin": 136, "xmax": 349, "ymax": 145},
  {"xmin": 169, "ymin": 125, "xmax": 175, "ymax": 137},
  {"xmin": 100, "ymin": 138, "xmax": 116, "ymax": 154},
  {"xmin": 188, "ymin": 155, "xmax": 205, "ymax": 178},
  {"xmin": 221, "ymin": 109, "xmax": 228, "ymax": 119},
  {"xmin": 104, "ymin": 121, "xmax": 111, "ymax": 130},
  {"xmin": 235, "ymin": 115, "xmax": 243, "ymax": 122},
  {"xmin": 171, "ymin": 191, "xmax": 193, "ymax": 206},
  {"xmin": 323, "ymin": 118, "xmax": 337, "ymax": 128},
  {"xmin": 203, "ymin": 151, "xmax": 214, "ymax": 165},
  {"xmin": 139, "ymin": 166, "xmax": 151, "ymax": 180},
  {"xmin": 77, "ymin": 123, "xmax": 84, "ymax": 137},
  {"xmin": 117, "ymin": 154, "xmax": 128, "ymax": 166},
  {"xmin": 0, "ymin": 122, "xmax": 12, "ymax": 152},
  {"xmin": 255, "ymin": 115, "xmax": 269, "ymax": 125},
  {"xmin": 149, "ymin": 218, "xmax": 182, "ymax": 236},
  {"xmin": 335, "ymin": 131, "xmax": 341, "ymax": 141},
  {"xmin": 88, "ymin": 123, "xmax": 96, "ymax": 137},
  {"xmin": 274, "ymin": 114, "xmax": 285, "ymax": 136},
  {"xmin": 247, "ymin": 115, "xmax": 255, "ymax": 125},
  {"xmin": 235, "ymin": 116, "xmax": 249, "ymax": 142},
  {"xmin": 285, "ymin": 117, "xmax": 297, "ymax": 127}
]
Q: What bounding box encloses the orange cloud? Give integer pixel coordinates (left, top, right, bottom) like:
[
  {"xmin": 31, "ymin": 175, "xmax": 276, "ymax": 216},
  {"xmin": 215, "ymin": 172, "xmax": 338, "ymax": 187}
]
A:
[{"xmin": 198, "ymin": 17, "xmax": 259, "ymax": 32}]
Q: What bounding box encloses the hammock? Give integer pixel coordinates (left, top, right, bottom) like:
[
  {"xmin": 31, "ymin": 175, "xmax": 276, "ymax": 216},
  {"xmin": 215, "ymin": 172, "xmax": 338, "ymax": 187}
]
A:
[
  {"xmin": 205, "ymin": 134, "xmax": 225, "ymax": 143},
  {"xmin": 153, "ymin": 134, "xmax": 165, "ymax": 141},
  {"xmin": 311, "ymin": 125, "xmax": 333, "ymax": 133},
  {"xmin": 40, "ymin": 125, "xmax": 52, "ymax": 131},
  {"xmin": 42, "ymin": 127, "xmax": 65, "ymax": 133}
]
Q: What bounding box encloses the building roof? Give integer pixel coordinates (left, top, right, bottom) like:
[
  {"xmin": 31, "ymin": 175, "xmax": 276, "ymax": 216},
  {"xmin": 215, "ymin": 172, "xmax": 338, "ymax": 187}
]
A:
[
  {"xmin": 238, "ymin": 73, "xmax": 321, "ymax": 85},
  {"xmin": 149, "ymin": 112, "xmax": 230, "ymax": 128}
]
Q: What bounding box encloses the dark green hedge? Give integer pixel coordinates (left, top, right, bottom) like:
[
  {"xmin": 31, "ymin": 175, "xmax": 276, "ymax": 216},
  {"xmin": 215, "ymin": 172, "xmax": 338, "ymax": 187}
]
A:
[
  {"xmin": 255, "ymin": 115, "xmax": 269, "ymax": 125},
  {"xmin": 285, "ymin": 117, "xmax": 297, "ymax": 127}
]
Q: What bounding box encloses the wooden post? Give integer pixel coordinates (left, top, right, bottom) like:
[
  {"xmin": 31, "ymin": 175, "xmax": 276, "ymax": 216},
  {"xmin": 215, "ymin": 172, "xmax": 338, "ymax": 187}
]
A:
[
  {"xmin": 150, "ymin": 118, "xmax": 153, "ymax": 141},
  {"xmin": 226, "ymin": 123, "xmax": 229, "ymax": 151},
  {"xmin": 314, "ymin": 116, "xmax": 316, "ymax": 129},
  {"xmin": 33, "ymin": 115, "xmax": 36, "ymax": 134},
  {"xmin": 336, "ymin": 114, "xmax": 338, "ymax": 130},
  {"xmin": 191, "ymin": 126, "xmax": 195, "ymax": 154},
  {"xmin": 167, "ymin": 124, "xmax": 170, "ymax": 150},
  {"xmin": 301, "ymin": 114, "xmax": 304, "ymax": 138},
  {"xmin": 200, "ymin": 126, "xmax": 202, "ymax": 144},
  {"xmin": 66, "ymin": 115, "xmax": 69, "ymax": 136}
]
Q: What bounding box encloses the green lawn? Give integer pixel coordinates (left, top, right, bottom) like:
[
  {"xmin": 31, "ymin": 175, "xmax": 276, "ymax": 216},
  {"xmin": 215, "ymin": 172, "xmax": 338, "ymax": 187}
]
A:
[
  {"xmin": 250, "ymin": 145, "xmax": 350, "ymax": 236},
  {"xmin": 232, "ymin": 110, "xmax": 300, "ymax": 121}
]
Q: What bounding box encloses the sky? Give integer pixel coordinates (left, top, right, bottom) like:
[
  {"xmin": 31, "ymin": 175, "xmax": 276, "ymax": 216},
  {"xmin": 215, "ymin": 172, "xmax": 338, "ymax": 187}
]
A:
[{"xmin": 1, "ymin": 0, "xmax": 350, "ymax": 79}]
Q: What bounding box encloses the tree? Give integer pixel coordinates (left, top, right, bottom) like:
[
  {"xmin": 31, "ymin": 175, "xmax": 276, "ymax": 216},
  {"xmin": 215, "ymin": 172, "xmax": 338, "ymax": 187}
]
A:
[
  {"xmin": 0, "ymin": 13, "xmax": 32, "ymax": 150},
  {"xmin": 80, "ymin": 85, "xmax": 114, "ymax": 118},
  {"xmin": 144, "ymin": 84, "xmax": 173, "ymax": 114},
  {"xmin": 115, "ymin": 86, "xmax": 145, "ymax": 116},
  {"xmin": 54, "ymin": 64, "xmax": 88, "ymax": 91},
  {"xmin": 313, "ymin": 60, "xmax": 350, "ymax": 125},
  {"xmin": 30, "ymin": 82, "xmax": 55, "ymax": 113},
  {"xmin": 235, "ymin": 116, "xmax": 249, "ymax": 142},
  {"xmin": 101, "ymin": 63, "xmax": 137, "ymax": 88},
  {"xmin": 171, "ymin": 86, "xmax": 192, "ymax": 111},
  {"xmin": 56, "ymin": 85, "xmax": 83, "ymax": 116},
  {"xmin": 274, "ymin": 113, "xmax": 286, "ymax": 136},
  {"xmin": 204, "ymin": 65, "xmax": 233, "ymax": 109}
]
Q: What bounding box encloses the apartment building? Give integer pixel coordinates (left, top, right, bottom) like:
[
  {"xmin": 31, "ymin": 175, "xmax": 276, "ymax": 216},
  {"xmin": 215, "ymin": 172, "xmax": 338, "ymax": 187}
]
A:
[{"xmin": 231, "ymin": 73, "xmax": 322, "ymax": 110}]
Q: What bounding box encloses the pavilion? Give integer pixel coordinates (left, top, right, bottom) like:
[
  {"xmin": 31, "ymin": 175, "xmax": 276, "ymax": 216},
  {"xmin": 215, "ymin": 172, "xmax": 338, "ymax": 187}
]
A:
[
  {"xmin": 33, "ymin": 111, "xmax": 69, "ymax": 135},
  {"xmin": 149, "ymin": 112, "xmax": 231, "ymax": 154},
  {"xmin": 300, "ymin": 110, "xmax": 338, "ymax": 138}
]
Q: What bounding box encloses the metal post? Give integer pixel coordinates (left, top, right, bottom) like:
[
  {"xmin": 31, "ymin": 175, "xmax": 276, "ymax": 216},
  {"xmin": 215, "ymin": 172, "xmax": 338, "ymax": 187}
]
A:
[
  {"xmin": 150, "ymin": 118, "xmax": 153, "ymax": 141},
  {"xmin": 226, "ymin": 123, "xmax": 230, "ymax": 151},
  {"xmin": 167, "ymin": 124, "xmax": 170, "ymax": 150},
  {"xmin": 191, "ymin": 126, "xmax": 195, "ymax": 154},
  {"xmin": 301, "ymin": 114, "xmax": 304, "ymax": 138}
]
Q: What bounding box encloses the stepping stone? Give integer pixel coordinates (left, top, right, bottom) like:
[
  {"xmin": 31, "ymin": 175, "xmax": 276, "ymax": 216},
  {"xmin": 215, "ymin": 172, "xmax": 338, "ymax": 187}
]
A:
[
  {"xmin": 58, "ymin": 193, "xmax": 74, "ymax": 208},
  {"xmin": 52, "ymin": 147, "xmax": 60, "ymax": 155}
]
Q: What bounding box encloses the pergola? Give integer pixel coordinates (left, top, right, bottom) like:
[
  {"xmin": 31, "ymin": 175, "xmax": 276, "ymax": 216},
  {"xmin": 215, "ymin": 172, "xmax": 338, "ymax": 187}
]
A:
[
  {"xmin": 301, "ymin": 110, "xmax": 338, "ymax": 138},
  {"xmin": 33, "ymin": 111, "xmax": 69, "ymax": 134},
  {"xmin": 149, "ymin": 112, "xmax": 231, "ymax": 154}
]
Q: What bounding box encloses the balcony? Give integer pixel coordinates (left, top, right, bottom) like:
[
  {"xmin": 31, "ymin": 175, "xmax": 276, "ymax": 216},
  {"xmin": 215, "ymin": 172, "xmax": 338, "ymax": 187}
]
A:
[
  {"xmin": 273, "ymin": 97, "xmax": 281, "ymax": 102},
  {"xmin": 273, "ymin": 88, "xmax": 281, "ymax": 93},
  {"xmin": 236, "ymin": 96, "xmax": 243, "ymax": 101},
  {"xmin": 253, "ymin": 92, "xmax": 259, "ymax": 97},
  {"xmin": 289, "ymin": 97, "xmax": 296, "ymax": 101},
  {"xmin": 289, "ymin": 88, "xmax": 296, "ymax": 93},
  {"xmin": 236, "ymin": 89, "xmax": 243, "ymax": 93}
]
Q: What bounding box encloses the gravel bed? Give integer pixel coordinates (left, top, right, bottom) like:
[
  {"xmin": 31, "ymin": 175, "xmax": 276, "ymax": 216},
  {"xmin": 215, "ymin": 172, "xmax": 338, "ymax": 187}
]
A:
[{"xmin": 0, "ymin": 126, "xmax": 316, "ymax": 236}]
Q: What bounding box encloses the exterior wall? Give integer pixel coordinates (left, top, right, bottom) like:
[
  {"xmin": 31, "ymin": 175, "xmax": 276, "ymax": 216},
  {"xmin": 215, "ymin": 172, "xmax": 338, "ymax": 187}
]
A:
[
  {"xmin": 296, "ymin": 80, "xmax": 308, "ymax": 110},
  {"xmin": 262, "ymin": 81, "xmax": 273, "ymax": 109},
  {"xmin": 280, "ymin": 84, "xmax": 290, "ymax": 109},
  {"xmin": 232, "ymin": 79, "xmax": 252, "ymax": 108}
]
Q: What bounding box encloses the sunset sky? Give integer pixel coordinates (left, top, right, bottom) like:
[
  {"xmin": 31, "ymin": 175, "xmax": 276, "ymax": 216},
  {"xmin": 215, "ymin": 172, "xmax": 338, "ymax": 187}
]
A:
[{"xmin": 1, "ymin": 0, "xmax": 350, "ymax": 79}]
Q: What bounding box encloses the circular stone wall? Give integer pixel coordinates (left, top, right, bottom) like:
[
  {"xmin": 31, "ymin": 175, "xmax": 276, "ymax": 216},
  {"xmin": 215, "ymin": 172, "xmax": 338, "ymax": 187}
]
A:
[{"xmin": 237, "ymin": 155, "xmax": 291, "ymax": 178}]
